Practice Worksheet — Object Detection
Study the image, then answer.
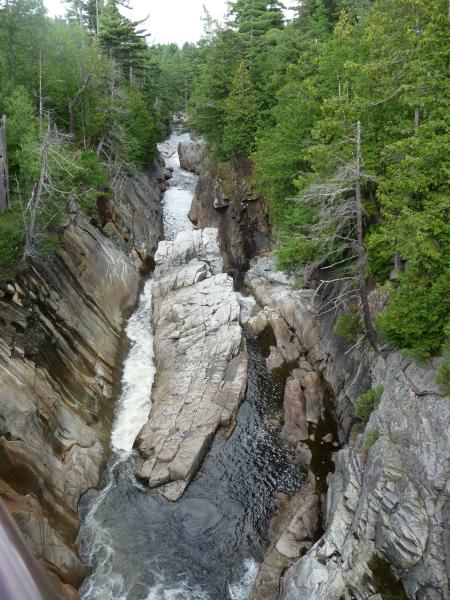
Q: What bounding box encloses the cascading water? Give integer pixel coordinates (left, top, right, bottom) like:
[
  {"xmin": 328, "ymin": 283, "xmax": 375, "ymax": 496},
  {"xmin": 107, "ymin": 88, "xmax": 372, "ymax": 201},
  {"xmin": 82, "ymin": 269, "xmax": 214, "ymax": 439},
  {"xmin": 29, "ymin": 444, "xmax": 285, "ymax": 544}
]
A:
[{"xmin": 77, "ymin": 126, "xmax": 303, "ymax": 600}]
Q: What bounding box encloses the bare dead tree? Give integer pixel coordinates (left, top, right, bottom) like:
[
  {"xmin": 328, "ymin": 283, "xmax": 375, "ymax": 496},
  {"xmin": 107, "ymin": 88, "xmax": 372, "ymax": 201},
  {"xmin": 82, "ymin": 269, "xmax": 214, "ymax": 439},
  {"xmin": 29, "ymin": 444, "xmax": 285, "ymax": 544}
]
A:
[
  {"xmin": 290, "ymin": 121, "xmax": 378, "ymax": 348},
  {"xmin": 22, "ymin": 133, "xmax": 51, "ymax": 261},
  {"xmin": 0, "ymin": 115, "xmax": 10, "ymax": 211},
  {"xmin": 22, "ymin": 129, "xmax": 75, "ymax": 262}
]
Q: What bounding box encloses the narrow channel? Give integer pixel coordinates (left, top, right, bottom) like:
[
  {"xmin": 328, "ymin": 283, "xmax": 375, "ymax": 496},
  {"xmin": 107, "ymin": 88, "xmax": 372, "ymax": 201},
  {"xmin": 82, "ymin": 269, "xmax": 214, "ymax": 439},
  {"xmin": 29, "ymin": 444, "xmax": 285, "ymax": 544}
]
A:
[{"xmin": 77, "ymin": 127, "xmax": 303, "ymax": 600}]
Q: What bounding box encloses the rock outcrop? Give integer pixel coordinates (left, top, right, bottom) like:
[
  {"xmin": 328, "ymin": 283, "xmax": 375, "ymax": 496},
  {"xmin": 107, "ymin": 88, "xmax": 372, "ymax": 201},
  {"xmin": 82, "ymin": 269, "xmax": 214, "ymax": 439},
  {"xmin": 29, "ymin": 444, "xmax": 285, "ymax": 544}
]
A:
[
  {"xmin": 188, "ymin": 160, "xmax": 271, "ymax": 275},
  {"xmin": 177, "ymin": 139, "xmax": 204, "ymax": 174},
  {"xmin": 0, "ymin": 164, "xmax": 164, "ymax": 598},
  {"xmin": 135, "ymin": 228, "xmax": 247, "ymax": 502},
  {"xmin": 245, "ymin": 258, "xmax": 450, "ymax": 600},
  {"xmin": 95, "ymin": 162, "xmax": 165, "ymax": 270},
  {"xmin": 251, "ymin": 484, "xmax": 320, "ymax": 600}
]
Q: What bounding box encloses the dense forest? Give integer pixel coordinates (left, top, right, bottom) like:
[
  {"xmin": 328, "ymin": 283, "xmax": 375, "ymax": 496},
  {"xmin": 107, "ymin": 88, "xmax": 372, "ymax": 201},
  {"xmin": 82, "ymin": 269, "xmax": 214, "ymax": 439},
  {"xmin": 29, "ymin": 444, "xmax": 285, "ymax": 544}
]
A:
[
  {"xmin": 0, "ymin": 0, "xmax": 191, "ymax": 271},
  {"xmin": 0, "ymin": 0, "xmax": 448, "ymax": 377},
  {"xmin": 184, "ymin": 0, "xmax": 449, "ymax": 374}
]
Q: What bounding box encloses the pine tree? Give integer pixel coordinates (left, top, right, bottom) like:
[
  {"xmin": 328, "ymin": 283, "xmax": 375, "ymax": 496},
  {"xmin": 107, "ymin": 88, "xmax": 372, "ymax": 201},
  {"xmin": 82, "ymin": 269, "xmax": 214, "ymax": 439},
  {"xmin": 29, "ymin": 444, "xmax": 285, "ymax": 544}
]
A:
[
  {"xmin": 98, "ymin": 0, "xmax": 147, "ymax": 83},
  {"xmin": 221, "ymin": 61, "xmax": 259, "ymax": 158},
  {"xmin": 228, "ymin": 0, "xmax": 285, "ymax": 61}
]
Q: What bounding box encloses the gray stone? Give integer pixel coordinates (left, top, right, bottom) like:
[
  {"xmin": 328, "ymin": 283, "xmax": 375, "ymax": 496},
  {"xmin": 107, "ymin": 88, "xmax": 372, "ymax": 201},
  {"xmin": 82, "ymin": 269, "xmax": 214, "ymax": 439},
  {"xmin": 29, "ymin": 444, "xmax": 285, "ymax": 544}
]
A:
[{"xmin": 135, "ymin": 229, "xmax": 247, "ymax": 501}]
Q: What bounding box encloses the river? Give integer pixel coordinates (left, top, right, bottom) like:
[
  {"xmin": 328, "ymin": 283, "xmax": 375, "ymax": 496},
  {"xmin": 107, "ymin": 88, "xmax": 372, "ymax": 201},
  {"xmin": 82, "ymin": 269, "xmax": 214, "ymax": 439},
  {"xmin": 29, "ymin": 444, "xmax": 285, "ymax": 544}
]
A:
[{"xmin": 77, "ymin": 127, "xmax": 303, "ymax": 600}]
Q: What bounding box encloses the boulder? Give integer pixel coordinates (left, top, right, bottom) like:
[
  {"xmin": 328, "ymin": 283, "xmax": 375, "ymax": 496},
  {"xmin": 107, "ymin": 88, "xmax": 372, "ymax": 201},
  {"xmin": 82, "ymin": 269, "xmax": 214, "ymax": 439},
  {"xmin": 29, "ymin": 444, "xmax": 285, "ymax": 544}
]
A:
[
  {"xmin": 135, "ymin": 229, "xmax": 247, "ymax": 501},
  {"xmin": 178, "ymin": 140, "xmax": 205, "ymax": 174}
]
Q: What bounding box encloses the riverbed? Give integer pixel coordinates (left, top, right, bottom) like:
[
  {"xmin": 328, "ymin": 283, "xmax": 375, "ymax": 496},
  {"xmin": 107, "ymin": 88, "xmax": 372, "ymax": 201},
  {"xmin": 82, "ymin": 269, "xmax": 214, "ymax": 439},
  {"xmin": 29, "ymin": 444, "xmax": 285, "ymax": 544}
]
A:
[{"xmin": 77, "ymin": 127, "xmax": 303, "ymax": 600}]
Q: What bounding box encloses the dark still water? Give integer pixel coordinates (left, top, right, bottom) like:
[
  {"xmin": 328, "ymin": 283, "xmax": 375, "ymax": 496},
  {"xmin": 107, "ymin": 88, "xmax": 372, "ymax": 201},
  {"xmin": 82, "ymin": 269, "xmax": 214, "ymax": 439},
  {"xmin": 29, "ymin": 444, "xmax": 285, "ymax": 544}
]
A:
[{"xmin": 77, "ymin": 128, "xmax": 303, "ymax": 600}]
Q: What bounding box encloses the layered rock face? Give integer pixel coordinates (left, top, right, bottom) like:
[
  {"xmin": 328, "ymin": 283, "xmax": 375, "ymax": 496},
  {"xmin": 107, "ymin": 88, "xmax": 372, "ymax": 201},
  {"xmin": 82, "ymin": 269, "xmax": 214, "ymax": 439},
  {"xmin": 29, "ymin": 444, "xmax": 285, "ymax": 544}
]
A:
[
  {"xmin": 95, "ymin": 163, "xmax": 165, "ymax": 270},
  {"xmin": 135, "ymin": 228, "xmax": 247, "ymax": 502},
  {"xmin": 188, "ymin": 158, "xmax": 271, "ymax": 275},
  {"xmin": 0, "ymin": 167, "xmax": 163, "ymax": 598},
  {"xmin": 245, "ymin": 258, "xmax": 450, "ymax": 600}
]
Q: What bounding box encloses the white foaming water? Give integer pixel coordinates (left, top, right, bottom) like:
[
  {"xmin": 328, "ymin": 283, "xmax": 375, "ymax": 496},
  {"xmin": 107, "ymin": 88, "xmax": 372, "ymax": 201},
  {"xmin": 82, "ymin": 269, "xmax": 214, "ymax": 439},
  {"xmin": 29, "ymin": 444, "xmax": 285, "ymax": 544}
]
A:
[
  {"xmin": 110, "ymin": 278, "xmax": 155, "ymax": 455},
  {"xmin": 228, "ymin": 559, "xmax": 259, "ymax": 600}
]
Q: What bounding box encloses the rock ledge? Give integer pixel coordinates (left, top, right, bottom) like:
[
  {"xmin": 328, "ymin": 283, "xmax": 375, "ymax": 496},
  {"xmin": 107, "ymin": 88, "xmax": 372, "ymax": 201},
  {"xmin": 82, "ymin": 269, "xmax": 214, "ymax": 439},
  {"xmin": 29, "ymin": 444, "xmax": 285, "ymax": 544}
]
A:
[{"xmin": 135, "ymin": 228, "xmax": 247, "ymax": 501}]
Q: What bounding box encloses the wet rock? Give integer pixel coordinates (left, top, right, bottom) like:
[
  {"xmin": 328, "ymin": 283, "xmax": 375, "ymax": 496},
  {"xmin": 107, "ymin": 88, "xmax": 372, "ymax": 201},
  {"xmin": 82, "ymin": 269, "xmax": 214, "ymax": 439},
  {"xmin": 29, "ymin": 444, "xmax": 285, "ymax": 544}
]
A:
[
  {"xmin": 251, "ymin": 484, "xmax": 320, "ymax": 600},
  {"xmin": 248, "ymin": 312, "xmax": 268, "ymax": 335},
  {"xmin": 247, "ymin": 254, "xmax": 450, "ymax": 599},
  {"xmin": 178, "ymin": 140, "xmax": 205, "ymax": 174},
  {"xmin": 266, "ymin": 346, "xmax": 284, "ymax": 371},
  {"xmin": 135, "ymin": 229, "xmax": 247, "ymax": 502}
]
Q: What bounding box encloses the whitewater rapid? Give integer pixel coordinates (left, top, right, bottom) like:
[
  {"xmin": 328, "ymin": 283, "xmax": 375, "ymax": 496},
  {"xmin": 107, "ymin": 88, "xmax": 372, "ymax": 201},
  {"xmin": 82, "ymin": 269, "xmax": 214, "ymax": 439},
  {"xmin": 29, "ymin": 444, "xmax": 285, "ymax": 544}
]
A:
[
  {"xmin": 77, "ymin": 127, "xmax": 302, "ymax": 600},
  {"xmin": 110, "ymin": 279, "xmax": 155, "ymax": 455}
]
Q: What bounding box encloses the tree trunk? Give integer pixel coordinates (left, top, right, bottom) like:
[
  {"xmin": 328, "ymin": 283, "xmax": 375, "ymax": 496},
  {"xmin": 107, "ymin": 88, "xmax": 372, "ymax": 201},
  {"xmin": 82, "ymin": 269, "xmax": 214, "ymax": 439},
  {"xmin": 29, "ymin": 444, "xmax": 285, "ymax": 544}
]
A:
[
  {"xmin": 0, "ymin": 116, "xmax": 10, "ymax": 212},
  {"xmin": 355, "ymin": 121, "xmax": 377, "ymax": 349},
  {"xmin": 23, "ymin": 135, "xmax": 50, "ymax": 261},
  {"xmin": 414, "ymin": 105, "xmax": 420, "ymax": 132}
]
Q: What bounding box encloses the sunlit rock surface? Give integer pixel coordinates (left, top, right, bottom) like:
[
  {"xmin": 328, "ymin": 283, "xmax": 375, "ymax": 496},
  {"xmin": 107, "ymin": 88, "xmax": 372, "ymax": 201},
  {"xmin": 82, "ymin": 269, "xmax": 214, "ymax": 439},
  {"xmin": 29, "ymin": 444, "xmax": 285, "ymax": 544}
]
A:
[
  {"xmin": 135, "ymin": 228, "xmax": 247, "ymax": 501},
  {"xmin": 245, "ymin": 256, "xmax": 450, "ymax": 600},
  {"xmin": 0, "ymin": 165, "xmax": 164, "ymax": 597}
]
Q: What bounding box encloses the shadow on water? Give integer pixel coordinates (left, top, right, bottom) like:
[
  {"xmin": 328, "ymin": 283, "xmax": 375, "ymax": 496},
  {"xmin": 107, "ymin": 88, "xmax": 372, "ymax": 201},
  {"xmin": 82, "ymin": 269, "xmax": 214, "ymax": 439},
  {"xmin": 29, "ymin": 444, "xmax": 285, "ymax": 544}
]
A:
[
  {"xmin": 78, "ymin": 330, "xmax": 303, "ymax": 600},
  {"xmin": 78, "ymin": 128, "xmax": 304, "ymax": 600}
]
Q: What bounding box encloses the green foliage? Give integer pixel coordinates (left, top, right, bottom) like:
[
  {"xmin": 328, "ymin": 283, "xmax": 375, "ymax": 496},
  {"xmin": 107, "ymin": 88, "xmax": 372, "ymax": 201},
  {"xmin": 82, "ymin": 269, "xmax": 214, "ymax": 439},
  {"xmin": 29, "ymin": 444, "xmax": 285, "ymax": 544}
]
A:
[
  {"xmin": 0, "ymin": 0, "xmax": 184, "ymax": 274},
  {"xmin": 333, "ymin": 314, "xmax": 363, "ymax": 344},
  {"xmin": 363, "ymin": 428, "xmax": 379, "ymax": 452},
  {"xmin": 221, "ymin": 62, "xmax": 259, "ymax": 158},
  {"xmin": 0, "ymin": 205, "xmax": 25, "ymax": 277},
  {"xmin": 73, "ymin": 150, "xmax": 109, "ymax": 215},
  {"xmin": 276, "ymin": 236, "xmax": 318, "ymax": 273},
  {"xmin": 436, "ymin": 356, "xmax": 450, "ymax": 398},
  {"xmin": 122, "ymin": 88, "xmax": 158, "ymax": 166},
  {"xmin": 355, "ymin": 385, "xmax": 384, "ymax": 423},
  {"xmin": 377, "ymin": 267, "xmax": 450, "ymax": 358}
]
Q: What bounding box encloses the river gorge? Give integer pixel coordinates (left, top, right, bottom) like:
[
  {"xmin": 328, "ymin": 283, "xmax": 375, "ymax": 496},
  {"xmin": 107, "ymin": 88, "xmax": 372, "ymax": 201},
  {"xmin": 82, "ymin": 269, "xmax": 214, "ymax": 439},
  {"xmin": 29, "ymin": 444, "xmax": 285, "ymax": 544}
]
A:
[{"xmin": 0, "ymin": 125, "xmax": 448, "ymax": 600}]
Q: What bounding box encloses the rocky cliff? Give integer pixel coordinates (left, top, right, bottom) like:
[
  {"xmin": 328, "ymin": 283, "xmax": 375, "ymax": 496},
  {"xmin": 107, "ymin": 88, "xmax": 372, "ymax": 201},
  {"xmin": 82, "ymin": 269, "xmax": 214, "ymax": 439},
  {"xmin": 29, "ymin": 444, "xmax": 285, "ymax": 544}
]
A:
[
  {"xmin": 0, "ymin": 166, "xmax": 164, "ymax": 598},
  {"xmin": 188, "ymin": 154, "xmax": 271, "ymax": 278},
  {"xmin": 245, "ymin": 258, "xmax": 449, "ymax": 600}
]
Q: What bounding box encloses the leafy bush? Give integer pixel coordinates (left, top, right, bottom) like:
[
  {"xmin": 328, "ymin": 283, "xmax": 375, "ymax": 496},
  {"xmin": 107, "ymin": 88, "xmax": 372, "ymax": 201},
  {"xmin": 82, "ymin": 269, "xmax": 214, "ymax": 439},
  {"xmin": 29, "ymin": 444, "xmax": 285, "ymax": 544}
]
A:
[
  {"xmin": 0, "ymin": 206, "xmax": 25, "ymax": 277},
  {"xmin": 377, "ymin": 267, "xmax": 450, "ymax": 359},
  {"xmin": 74, "ymin": 150, "xmax": 109, "ymax": 215},
  {"xmin": 355, "ymin": 385, "xmax": 384, "ymax": 423},
  {"xmin": 276, "ymin": 235, "xmax": 318, "ymax": 274},
  {"xmin": 333, "ymin": 314, "xmax": 363, "ymax": 344},
  {"xmin": 363, "ymin": 428, "xmax": 379, "ymax": 452}
]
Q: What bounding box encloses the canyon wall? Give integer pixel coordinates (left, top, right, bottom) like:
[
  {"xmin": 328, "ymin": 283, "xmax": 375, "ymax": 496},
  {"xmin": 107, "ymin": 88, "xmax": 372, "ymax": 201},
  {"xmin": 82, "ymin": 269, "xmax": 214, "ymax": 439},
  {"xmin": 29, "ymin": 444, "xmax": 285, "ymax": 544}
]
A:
[
  {"xmin": 245, "ymin": 260, "xmax": 449, "ymax": 600},
  {"xmin": 193, "ymin": 156, "xmax": 449, "ymax": 600},
  {"xmin": 0, "ymin": 166, "xmax": 164, "ymax": 598},
  {"xmin": 188, "ymin": 158, "xmax": 271, "ymax": 277}
]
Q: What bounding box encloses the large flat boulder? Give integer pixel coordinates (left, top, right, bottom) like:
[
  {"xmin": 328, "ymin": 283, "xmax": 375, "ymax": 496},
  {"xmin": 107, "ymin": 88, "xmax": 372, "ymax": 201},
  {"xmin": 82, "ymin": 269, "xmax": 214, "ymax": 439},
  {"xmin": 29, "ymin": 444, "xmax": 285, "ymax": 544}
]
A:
[{"xmin": 135, "ymin": 229, "xmax": 247, "ymax": 501}]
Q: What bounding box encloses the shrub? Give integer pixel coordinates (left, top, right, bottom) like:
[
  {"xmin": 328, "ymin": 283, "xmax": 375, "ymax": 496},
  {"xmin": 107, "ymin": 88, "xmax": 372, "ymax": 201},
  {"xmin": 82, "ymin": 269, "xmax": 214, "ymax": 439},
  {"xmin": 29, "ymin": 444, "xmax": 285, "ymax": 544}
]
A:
[
  {"xmin": 0, "ymin": 206, "xmax": 25, "ymax": 277},
  {"xmin": 436, "ymin": 357, "xmax": 450, "ymax": 397},
  {"xmin": 333, "ymin": 313, "xmax": 363, "ymax": 344},
  {"xmin": 74, "ymin": 150, "xmax": 109, "ymax": 215},
  {"xmin": 377, "ymin": 268, "xmax": 450, "ymax": 359},
  {"xmin": 276, "ymin": 235, "xmax": 318, "ymax": 274},
  {"xmin": 363, "ymin": 428, "xmax": 379, "ymax": 452},
  {"xmin": 355, "ymin": 385, "xmax": 384, "ymax": 423}
]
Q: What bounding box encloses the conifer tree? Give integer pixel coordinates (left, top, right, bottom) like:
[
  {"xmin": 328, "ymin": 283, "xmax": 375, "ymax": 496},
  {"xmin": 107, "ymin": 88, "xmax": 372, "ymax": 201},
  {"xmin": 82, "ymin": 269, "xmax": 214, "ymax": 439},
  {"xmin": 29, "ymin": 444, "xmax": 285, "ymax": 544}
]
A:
[{"xmin": 221, "ymin": 61, "xmax": 259, "ymax": 157}]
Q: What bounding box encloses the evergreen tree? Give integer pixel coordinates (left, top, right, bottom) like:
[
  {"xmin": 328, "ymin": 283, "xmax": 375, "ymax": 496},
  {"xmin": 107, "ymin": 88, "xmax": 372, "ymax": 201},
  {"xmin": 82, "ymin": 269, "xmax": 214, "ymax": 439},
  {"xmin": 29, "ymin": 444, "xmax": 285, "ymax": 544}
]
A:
[
  {"xmin": 222, "ymin": 61, "xmax": 259, "ymax": 158},
  {"xmin": 228, "ymin": 0, "xmax": 285, "ymax": 61},
  {"xmin": 98, "ymin": 0, "xmax": 147, "ymax": 82}
]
